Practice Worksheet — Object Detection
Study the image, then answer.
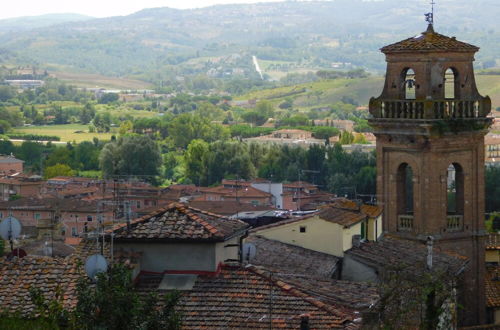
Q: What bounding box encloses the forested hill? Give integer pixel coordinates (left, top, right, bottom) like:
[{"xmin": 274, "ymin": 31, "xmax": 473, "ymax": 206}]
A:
[
  {"xmin": 0, "ymin": 13, "xmax": 92, "ymax": 33},
  {"xmin": 0, "ymin": 0, "xmax": 499, "ymax": 81}
]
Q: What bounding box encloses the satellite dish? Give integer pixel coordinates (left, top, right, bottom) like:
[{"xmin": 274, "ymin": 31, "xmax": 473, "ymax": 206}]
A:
[
  {"xmin": 242, "ymin": 243, "xmax": 256, "ymax": 262},
  {"xmin": 0, "ymin": 216, "xmax": 22, "ymax": 241},
  {"xmin": 85, "ymin": 254, "xmax": 108, "ymax": 280}
]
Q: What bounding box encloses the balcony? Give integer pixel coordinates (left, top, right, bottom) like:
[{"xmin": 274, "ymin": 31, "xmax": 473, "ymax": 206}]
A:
[
  {"xmin": 446, "ymin": 215, "xmax": 463, "ymax": 232},
  {"xmin": 369, "ymin": 97, "xmax": 490, "ymax": 120},
  {"xmin": 398, "ymin": 214, "xmax": 414, "ymax": 231}
]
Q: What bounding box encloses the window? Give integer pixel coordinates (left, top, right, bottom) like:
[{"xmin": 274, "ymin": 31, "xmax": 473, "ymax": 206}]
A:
[
  {"xmin": 87, "ymin": 215, "xmax": 93, "ymax": 222},
  {"xmin": 397, "ymin": 163, "xmax": 414, "ymax": 215},
  {"xmin": 299, "ymin": 226, "xmax": 307, "ymax": 233},
  {"xmin": 136, "ymin": 201, "xmax": 141, "ymax": 209},
  {"xmin": 34, "ymin": 213, "xmax": 41, "ymax": 220},
  {"xmin": 71, "ymin": 227, "xmax": 77, "ymax": 237}
]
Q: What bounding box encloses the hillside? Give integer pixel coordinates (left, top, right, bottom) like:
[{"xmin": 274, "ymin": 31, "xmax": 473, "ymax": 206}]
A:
[
  {"xmin": 0, "ymin": 0, "xmax": 498, "ymax": 85},
  {"xmin": 239, "ymin": 75, "xmax": 500, "ymax": 110},
  {"xmin": 0, "ymin": 13, "xmax": 92, "ymax": 32}
]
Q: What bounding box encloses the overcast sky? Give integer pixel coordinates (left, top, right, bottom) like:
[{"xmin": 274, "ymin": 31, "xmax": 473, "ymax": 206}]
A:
[{"xmin": 0, "ymin": 0, "xmax": 288, "ymax": 20}]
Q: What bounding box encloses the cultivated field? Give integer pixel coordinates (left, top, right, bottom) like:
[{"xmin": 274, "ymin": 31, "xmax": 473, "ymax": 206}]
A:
[{"xmin": 13, "ymin": 124, "xmax": 114, "ymax": 143}]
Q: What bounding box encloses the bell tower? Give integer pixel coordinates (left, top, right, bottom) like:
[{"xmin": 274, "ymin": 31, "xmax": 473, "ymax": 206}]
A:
[{"xmin": 369, "ymin": 23, "xmax": 492, "ymax": 325}]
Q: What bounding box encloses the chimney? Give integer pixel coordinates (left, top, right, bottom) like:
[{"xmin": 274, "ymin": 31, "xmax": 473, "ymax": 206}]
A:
[
  {"xmin": 352, "ymin": 234, "xmax": 362, "ymax": 248},
  {"xmin": 300, "ymin": 315, "xmax": 310, "ymax": 330}
]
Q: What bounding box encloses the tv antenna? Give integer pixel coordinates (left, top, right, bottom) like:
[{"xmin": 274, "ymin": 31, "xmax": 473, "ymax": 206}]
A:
[
  {"xmin": 425, "ymin": 0, "xmax": 435, "ymax": 26},
  {"xmin": 0, "ymin": 216, "xmax": 22, "ymax": 252}
]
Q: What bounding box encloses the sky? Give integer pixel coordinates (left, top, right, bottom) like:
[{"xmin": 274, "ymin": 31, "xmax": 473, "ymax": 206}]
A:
[{"xmin": 0, "ymin": 0, "xmax": 286, "ymax": 20}]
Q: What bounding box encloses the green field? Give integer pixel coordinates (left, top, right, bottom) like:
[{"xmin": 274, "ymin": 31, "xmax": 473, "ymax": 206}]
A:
[{"xmin": 13, "ymin": 124, "xmax": 114, "ymax": 143}]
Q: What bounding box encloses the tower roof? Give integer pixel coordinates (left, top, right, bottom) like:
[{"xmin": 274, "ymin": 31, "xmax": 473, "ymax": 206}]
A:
[{"xmin": 381, "ymin": 25, "xmax": 479, "ymax": 54}]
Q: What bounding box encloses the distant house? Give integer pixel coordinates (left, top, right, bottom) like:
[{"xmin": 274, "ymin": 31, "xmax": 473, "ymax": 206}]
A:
[
  {"xmin": 0, "ymin": 155, "xmax": 24, "ymax": 174},
  {"xmin": 195, "ymin": 185, "xmax": 273, "ymax": 206},
  {"xmin": 4, "ymin": 80, "xmax": 44, "ymax": 89},
  {"xmin": 314, "ymin": 119, "xmax": 355, "ymax": 132},
  {"xmin": 244, "ymin": 129, "xmax": 325, "ymax": 148},
  {"xmin": 485, "ymin": 134, "xmax": 500, "ymax": 164},
  {"xmin": 254, "ymin": 199, "xmax": 382, "ymax": 257},
  {"xmin": 0, "ymin": 197, "xmax": 114, "ymax": 238},
  {"xmin": 0, "ymin": 176, "xmax": 43, "ymax": 201}
]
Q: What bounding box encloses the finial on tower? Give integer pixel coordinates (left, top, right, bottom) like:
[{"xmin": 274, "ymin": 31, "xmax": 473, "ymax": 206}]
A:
[{"xmin": 425, "ymin": 0, "xmax": 435, "ymax": 27}]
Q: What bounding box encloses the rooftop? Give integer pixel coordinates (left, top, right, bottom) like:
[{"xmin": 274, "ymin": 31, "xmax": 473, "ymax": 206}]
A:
[
  {"xmin": 188, "ymin": 200, "xmax": 274, "ymax": 216},
  {"xmin": 108, "ymin": 203, "xmax": 249, "ymax": 242},
  {"xmin": 345, "ymin": 235, "xmax": 468, "ymax": 275},
  {"xmin": 486, "ymin": 265, "xmax": 500, "ymax": 308},
  {"xmin": 137, "ymin": 264, "xmax": 354, "ymax": 329},
  {"xmin": 0, "ymin": 197, "xmax": 113, "ymax": 213},
  {"xmin": 381, "ymin": 25, "xmax": 479, "ymax": 54},
  {"xmin": 246, "ymin": 234, "xmax": 340, "ymax": 278},
  {"xmin": 0, "ymin": 256, "xmax": 80, "ymax": 316}
]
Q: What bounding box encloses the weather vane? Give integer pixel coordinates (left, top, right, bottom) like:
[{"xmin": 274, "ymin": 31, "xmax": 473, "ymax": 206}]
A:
[{"xmin": 425, "ymin": 0, "xmax": 435, "ymax": 25}]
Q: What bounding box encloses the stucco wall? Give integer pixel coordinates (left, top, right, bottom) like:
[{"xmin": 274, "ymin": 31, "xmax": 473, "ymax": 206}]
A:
[
  {"xmin": 215, "ymin": 236, "xmax": 240, "ymax": 264},
  {"xmin": 368, "ymin": 215, "xmax": 383, "ymax": 241},
  {"xmin": 114, "ymin": 242, "xmax": 217, "ymax": 273},
  {"xmin": 342, "ymin": 222, "xmax": 362, "ymax": 252},
  {"xmin": 255, "ymin": 216, "xmax": 345, "ymax": 257}
]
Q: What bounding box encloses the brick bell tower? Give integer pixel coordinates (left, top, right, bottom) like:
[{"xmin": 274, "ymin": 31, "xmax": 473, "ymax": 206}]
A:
[{"xmin": 369, "ymin": 22, "xmax": 492, "ymax": 326}]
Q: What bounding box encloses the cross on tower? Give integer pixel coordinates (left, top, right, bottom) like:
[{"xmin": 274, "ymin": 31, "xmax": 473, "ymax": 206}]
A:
[{"xmin": 425, "ymin": 0, "xmax": 435, "ymax": 25}]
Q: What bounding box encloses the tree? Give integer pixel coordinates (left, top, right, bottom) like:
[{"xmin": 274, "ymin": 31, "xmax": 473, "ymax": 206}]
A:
[
  {"xmin": 44, "ymin": 164, "xmax": 76, "ymax": 179},
  {"xmin": 254, "ymin": 100, "xmax": 274, "ymax": 119},
  {"xmin": 98, "ymin": 93, "xmax": 119, "ymax": 104},
  {"xmin": 241, "ymin": 111, "xmax": 267, "ymax": 126},
  {"xmin": 18, "ymin": 141, "xmax": 44, "ymax": 167},
  {"xmin": 75, "ymin": 263, "xmax": 181, "ymax": 330},
  {"xmin": 100, "ymin": 136, "xmax": 162, "ymax": 182},
  {"xmin": 485, "ymin": 165, "xmax": 500, "ymax": 212},
  {"xmin": 79, "ymin": 103, "xmax": 96, "ymax": 124},
  {"xmin": 339, "ymin": 131, "xmax": 355, "ymax": 145},
  {"xmin": 168, "ymin": 114, "xmax": 229, "ymax": 149},
  {"xmin": 184, "ymin": 139, "xmax": 209, "ymax": 185},
  {"xmin": 74, "ymin": 141, "xmax": 100, "ymax": 171}
]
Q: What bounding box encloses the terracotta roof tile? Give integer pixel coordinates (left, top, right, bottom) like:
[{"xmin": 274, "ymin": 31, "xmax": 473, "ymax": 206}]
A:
[
  {"xmin": 246, "ymin": 234, "xmax": 340, "ymax": 278},
  {"xmin": 0, "ymin": 256, "xmax": 81, "ymax": 316},
  {"xmin": 381, "ymin": 26, "xmax": 479, "ymax": 53},
  {"xmin": 137, "ymin": 265, "xmax": 355, "ymax": 329},
  {"xmin": 346, "ymin": 235, "xmax": 468, "ymax": 275},
  {"xmin": 109, "ymin": 203, "xmax": 249, "ymax": 241},
  {"xmin": 486, "ymin": 265, "xmax": 500, "ymax": 308}
]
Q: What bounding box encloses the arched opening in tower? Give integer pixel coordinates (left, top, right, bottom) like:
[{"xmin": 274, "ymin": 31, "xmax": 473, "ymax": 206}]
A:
[
  {"xmin": 447, "ymin": 163, "xmax": 464, "ymax": 215},
  {"xmin": 402, "ymin": 68, "xmax": 416, "ymax": 100},
  {"xmin": 445, "ymin": 68, "xmax": 459, "ymax": 99},
  {"xmin": 397, "ymin": 163, "xmax": 414, "ymax": 215}
]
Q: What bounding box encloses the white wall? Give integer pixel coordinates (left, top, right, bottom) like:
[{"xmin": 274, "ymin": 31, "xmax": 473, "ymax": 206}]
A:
[{"xmin": 252, "ymin": 183, "xmax": 283, "ymax": 208}]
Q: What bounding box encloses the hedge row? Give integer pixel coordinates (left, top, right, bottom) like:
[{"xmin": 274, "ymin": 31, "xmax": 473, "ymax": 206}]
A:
[{"xmin": 6, "ymin": 133, "xmax": 61, "ymax": 141}]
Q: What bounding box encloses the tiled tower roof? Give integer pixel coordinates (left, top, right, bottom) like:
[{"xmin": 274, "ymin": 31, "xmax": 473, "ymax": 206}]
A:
[{"xmin": 381, "ymin": 25, "xmax": 479, "ymax": 53}]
